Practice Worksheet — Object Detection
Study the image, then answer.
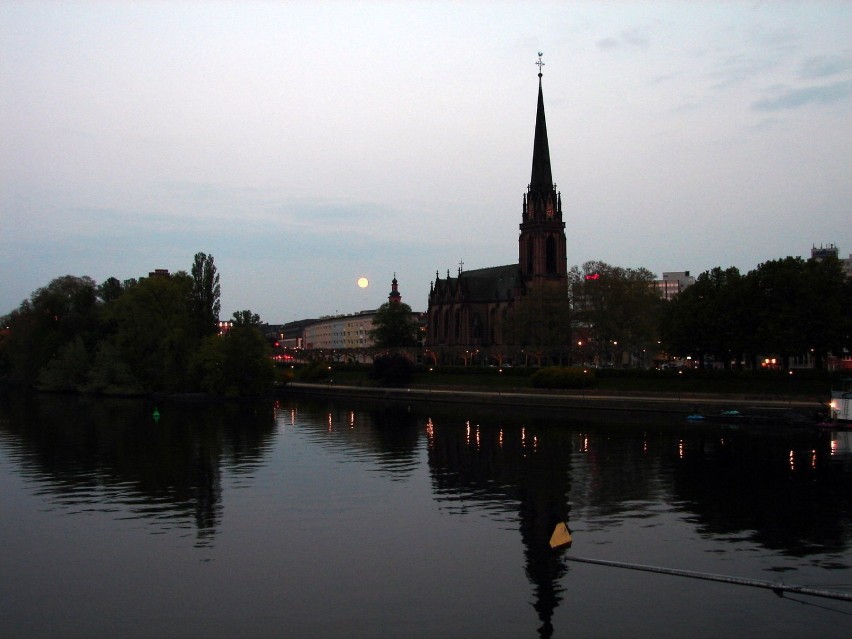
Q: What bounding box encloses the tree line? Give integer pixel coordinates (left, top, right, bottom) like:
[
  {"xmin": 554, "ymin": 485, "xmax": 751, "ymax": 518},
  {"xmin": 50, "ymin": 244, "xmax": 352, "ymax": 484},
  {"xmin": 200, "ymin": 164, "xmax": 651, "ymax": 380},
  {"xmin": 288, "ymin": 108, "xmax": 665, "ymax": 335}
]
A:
[
  {"xmin": 3, "ymin": 252, "xmax": 849, "ymax": 393},
  {"xmin": 662, "ymin": 256, "xmax": 851, "ymax": 370},
  {"xmin": 0, "ymin": 252, "xmax": 276, "ymax": 396},
  {"xmin": 493, "ymin": 255, "xmax": 850, "ymax": 370}
]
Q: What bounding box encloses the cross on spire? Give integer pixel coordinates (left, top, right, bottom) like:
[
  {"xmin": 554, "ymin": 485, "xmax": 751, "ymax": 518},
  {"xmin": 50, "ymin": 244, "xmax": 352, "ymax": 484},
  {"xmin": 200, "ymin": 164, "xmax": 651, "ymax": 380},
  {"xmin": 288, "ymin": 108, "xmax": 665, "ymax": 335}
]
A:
[{"xmin": 536, "ymin": 52, "xmax": 545, "ymax": 77}]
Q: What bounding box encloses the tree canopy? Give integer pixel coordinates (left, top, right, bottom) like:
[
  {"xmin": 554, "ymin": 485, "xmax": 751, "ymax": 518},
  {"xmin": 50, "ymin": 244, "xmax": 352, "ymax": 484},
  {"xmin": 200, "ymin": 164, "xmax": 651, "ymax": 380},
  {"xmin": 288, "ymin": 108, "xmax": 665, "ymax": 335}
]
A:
[
  {"xmin": 661, "ymin": 256, "xmax": 850, "ymax": 369},
  {"xmin": 501, "ymin": 281, "xmax": 572, "ymax": 365},
  {"xmin": 369, "ymin": 302, "xmax": 419, "ymax": 349},
  {"xmin": 570, "ymin": 261, "xmax": 663, "ymax": 366},
  {"xmin": 0, "ymin": 252, "xmax": 275, "ymax": 396},
  {"xmin": 191, "ymin": 252, "xmax": 221, "ymax": 337}
]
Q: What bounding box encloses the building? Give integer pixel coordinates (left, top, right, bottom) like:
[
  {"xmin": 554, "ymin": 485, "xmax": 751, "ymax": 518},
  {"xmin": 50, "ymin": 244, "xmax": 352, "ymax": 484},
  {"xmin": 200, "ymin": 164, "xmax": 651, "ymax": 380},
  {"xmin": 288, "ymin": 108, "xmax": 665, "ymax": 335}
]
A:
[
  {"xmin": 811, "ymin": 243, "xmax": 839, "ymax": 261},
  {"xmin": 811, "ymin": 243, "xmax": 852, "ymax": 279},
  {"xmin": 426, "ymin": 58, "xmax": 568, "ymax": 361},
  {"xmin": 656, "ymin": 271, "xmax": 695, "ymax": 301},
  {"xmin": 296, "ymin": 276, "xmax": 421, "ymax": 361}
]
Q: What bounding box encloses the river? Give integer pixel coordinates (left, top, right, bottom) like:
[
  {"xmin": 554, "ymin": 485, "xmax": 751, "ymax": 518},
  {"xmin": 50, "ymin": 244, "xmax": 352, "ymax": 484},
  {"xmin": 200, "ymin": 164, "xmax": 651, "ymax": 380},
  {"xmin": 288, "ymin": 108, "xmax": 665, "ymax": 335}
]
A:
[{"xmin": 1, "ymin": 392, "xmax": 850, "ymax": 638}]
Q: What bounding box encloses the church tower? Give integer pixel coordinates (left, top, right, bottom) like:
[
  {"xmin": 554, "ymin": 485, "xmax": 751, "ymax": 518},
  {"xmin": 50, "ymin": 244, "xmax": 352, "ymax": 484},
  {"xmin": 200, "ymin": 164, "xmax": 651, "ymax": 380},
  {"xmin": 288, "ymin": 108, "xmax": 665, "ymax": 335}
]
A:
[
  {"xmin": 518, "ymin": 54, "xmax": 567, "ymax": 287},
  {"xmin": 425, "ymin": 55, "xmax": 569, "ymax": 357},
  {"xmin": 388, "ymin": 274, "xmax": 402, "ymax": 304}
]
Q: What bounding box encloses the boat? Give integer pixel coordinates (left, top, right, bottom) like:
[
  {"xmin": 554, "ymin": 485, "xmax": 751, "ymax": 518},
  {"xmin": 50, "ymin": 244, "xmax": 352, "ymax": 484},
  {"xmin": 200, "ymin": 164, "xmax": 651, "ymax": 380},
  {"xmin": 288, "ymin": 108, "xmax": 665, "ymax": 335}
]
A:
[
  {"xmin": 829, "ymin": 378, "xmax": 852, "ymax": 423},
  {"xmin": 687, "ymin": 408, "xmax": 815, "ymax": 427}
]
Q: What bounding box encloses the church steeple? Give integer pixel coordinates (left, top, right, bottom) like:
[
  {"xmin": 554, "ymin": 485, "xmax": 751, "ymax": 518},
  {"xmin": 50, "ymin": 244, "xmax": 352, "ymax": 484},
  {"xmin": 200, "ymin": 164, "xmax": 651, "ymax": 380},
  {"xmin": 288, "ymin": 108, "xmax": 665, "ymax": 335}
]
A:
[
  {"xmin": 518, "ymin": 53, "xmax": 567, "ymax": 286},
  {"xmin": 530, "ymin": 58, "xmax": 553, "ymax": 195}
]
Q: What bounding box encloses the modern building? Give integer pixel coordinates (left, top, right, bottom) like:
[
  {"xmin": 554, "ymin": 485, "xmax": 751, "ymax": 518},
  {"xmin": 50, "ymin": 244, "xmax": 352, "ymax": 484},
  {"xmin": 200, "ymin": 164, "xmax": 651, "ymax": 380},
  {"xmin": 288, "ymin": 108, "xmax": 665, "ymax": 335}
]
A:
[
  {"xmin": 811, "ymin": 243, "xmax": 852, "ymax": 279},
  {"xmin": 811, "ymin": 243, "xmax": 839, "ymax": 261},
  {"xmin": 655, "ymin": 271, "xmax": 695, "ymax": 301},
  {"xmin": 426, "ymin": 58, "xmax": 568, "ymax": 359}
]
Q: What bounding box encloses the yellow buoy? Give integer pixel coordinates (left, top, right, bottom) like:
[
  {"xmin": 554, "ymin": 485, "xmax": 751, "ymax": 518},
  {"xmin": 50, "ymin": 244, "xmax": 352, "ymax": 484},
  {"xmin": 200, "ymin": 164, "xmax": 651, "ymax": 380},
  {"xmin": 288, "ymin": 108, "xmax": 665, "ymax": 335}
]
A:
[{"xmin": 549, "ymin": 522, "xmax": 573, "ymax": 549}]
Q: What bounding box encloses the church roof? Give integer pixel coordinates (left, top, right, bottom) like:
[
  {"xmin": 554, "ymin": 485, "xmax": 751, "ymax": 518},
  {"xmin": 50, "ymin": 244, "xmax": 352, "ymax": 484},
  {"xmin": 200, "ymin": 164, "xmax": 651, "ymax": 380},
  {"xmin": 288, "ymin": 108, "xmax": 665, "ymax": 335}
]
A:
[{"xmin": 457, "ymin": 264, "xmax": 520, "ymax": 302}]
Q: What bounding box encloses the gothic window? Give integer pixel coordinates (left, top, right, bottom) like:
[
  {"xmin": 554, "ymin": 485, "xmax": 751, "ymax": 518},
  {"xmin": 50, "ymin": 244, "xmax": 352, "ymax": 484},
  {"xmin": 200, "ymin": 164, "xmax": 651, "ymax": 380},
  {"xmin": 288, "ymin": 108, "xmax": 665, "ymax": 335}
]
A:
[
  {"xmin": 472, "ymin": 314, "xmax": 482, "ymax": 341},
  {"xmin": 454, "ymin": 308, "xmax": 462, "ymax": 341},
  {"xmin": 442, "ymin": 309, "xmax": 449, "ymax": 340},
  {"xmin": 546, "ymin": 235, "xmax": 556, "ymax": 274},
  {"xmin": 527, "ymin": 237, "xmax": 534, "ymax": 273}
]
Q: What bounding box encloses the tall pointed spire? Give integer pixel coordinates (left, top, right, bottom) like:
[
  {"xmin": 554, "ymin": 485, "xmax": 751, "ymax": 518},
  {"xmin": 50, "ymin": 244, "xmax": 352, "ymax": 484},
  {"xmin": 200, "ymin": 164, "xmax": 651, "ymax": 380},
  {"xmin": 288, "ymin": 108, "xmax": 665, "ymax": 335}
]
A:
[
  {"xmin": 518, "ymin": 52, "xmax": 567, "ymax": 286},
  {"xmin": 530, "ymin": 52, "xmax": 553, "ymax": 194}
]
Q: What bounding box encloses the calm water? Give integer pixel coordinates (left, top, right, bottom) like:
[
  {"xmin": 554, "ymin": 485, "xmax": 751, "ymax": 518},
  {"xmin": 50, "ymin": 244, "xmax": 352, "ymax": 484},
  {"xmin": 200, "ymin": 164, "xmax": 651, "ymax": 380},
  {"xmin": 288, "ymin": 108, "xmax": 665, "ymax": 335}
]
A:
[{"xmin": 1, "ymin": 392, "xmax": 851, "ymax": 639}]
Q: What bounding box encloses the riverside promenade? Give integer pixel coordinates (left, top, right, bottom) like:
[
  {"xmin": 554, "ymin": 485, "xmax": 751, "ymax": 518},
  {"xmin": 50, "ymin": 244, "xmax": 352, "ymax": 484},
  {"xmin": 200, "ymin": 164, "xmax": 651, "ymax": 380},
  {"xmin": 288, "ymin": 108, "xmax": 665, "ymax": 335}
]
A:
[{"xmin": 284, "ymin": 382, "xmax": 825, "ymax": 420}]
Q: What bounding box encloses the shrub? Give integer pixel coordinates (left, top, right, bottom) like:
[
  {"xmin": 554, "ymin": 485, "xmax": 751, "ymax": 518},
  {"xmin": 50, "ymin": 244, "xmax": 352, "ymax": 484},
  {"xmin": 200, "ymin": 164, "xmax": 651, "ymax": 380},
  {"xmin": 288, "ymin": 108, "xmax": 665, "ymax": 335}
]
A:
[
  {"xmin": 530, "ymin": 366, "xmax": 596, "ymax": 389},
  {"xmin": 275, "ymin": 366, "xmax": 295, "ymax": 385},
  {"xmin": 296, "ymin": 361, "xmax": 332, "ymax": 382},
  {"xmin": 371, "ymin": 353, "xmax": 415, "ymax": 386}
]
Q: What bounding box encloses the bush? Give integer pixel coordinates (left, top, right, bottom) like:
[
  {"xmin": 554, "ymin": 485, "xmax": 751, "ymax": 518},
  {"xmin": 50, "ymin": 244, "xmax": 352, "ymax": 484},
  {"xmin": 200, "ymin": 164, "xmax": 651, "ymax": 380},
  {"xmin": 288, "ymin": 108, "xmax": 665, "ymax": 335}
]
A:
[
  {"xmin": 191, "ymin": 326, "xmax": 275, "ymax": 396},
  {"xmin": 275, "ymin": 366, "xmax": 295, "ymax": 385},
  {"xmin": 296, "ymin": 361, "xmax": 332, "ymax": 382},
  {"xmin": 371, "ymin": 353, "xmax": 415, "ymax": 386},
  {"xmin": 530, "ymin": 366, "xmax": 596, "ymax": 389},
  {"xmin": 36, "ymin": 337, "xmax": 91, "ymax": 392}
]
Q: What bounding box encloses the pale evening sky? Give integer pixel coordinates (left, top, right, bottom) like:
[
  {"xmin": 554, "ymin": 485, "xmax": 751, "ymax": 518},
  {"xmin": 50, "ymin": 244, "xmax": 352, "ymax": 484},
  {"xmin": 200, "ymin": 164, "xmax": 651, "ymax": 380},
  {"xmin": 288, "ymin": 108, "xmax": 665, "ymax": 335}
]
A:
[{"xmin": 1, "ymin": 1, "xmax": 850, "ymax": 323}]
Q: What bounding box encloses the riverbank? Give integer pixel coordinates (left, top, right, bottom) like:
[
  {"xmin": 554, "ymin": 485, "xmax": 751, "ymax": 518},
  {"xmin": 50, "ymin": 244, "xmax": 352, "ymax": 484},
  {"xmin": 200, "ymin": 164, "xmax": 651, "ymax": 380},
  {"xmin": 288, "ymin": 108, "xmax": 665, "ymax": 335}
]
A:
[{"xmin": 282, "ymin": 381, "xmax": 826, "ymax": 421}]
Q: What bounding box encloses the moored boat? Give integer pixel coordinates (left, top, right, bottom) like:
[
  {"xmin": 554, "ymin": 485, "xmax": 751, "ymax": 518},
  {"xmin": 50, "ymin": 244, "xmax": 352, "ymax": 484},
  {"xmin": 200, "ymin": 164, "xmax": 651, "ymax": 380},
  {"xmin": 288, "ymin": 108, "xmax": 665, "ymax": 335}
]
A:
[{"xmin": 829, "ymin": 378, "xmax": 852, "ymax": 423}]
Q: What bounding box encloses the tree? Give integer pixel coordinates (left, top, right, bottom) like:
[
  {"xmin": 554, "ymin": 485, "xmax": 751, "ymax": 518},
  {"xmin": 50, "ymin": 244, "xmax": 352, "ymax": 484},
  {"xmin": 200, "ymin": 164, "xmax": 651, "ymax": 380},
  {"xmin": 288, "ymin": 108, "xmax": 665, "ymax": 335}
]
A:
[
  {"xmin": 369, "ymin": 302, "xmax": 419, "ymax": 349},
  {"xmin": 746, "ymin": 256, "xmax": 848, "ymax": 369},
  {"xmin": 371, "ymin": 352, "xmax": 415, "ymax": 386},
  {"xmin": 191, "ymin": 252, "xmax": 221, "ymax": 338},
  {"xmin": 36, "ymin": 336, "xmax": 91, "ymax": 391},
  {"xmin": 97, "ymin": 277, "xmax": 125, "ymax": 304},
  {"xmin": 102, "ymin": 272, "xmax": 195, "ymax": 391},
  {"xmin": 501, "ymin": 281, "xmax": 572, "ymax": 365},
  {"xmin": 192, "ymin": 323, "xmax": 274, "ymax": 396},
  {"xmin": 661, "ymin": 267, "xmax": 747, "ymax": 369},
  {"xmin": 571, "ymin": 262, "xmax": 662, "ymax": 367},
  {"xmin": 86, "ymin": 340, "xmax": 142, "ymax": 395},
  {"xmin": 1, "ymin": 275, "xmax": 99, "ymax": 385},
  {"xmin": 232, "ymin": 309, "xmax": 261, "ymax": 327},
  {"xmin": 748, "ymin": 257, "xmax": 810, "ymax": 368},
  {"xmin": 800, "ymin": 256, "xmax": 847, "ymax": 369}
]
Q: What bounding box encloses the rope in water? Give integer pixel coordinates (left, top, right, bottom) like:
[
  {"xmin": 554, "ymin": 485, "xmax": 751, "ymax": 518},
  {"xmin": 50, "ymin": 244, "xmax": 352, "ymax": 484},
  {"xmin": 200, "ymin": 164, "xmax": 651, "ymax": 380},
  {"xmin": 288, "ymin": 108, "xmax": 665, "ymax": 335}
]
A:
[{"xmin": 564, "ymin": 556, "xmax": 852, "ymax": 603}]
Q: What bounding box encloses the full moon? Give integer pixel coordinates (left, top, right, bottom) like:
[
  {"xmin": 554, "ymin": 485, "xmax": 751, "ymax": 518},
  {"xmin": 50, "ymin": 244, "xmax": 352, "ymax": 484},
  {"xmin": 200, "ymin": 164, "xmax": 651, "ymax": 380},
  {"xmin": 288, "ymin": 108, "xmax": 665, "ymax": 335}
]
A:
[{"xmin": 357, "ymin": 277, "xmax": 369, "ymax": 288}]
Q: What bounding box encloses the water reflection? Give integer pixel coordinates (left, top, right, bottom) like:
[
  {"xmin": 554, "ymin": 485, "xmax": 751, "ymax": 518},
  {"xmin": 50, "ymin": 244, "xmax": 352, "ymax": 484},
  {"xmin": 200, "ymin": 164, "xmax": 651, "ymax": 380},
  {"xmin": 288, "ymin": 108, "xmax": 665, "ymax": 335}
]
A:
[
  {"xmin": 418, "ymin": 406, "xmax": 852, "ymax": 637},
  {"xmin": 426, "ymin": 413, "xmax": 573, "ymax": 638},
  {"xmin": 0, "ymin": 392, "xmax": 276, "ymax": 547},
  {"xmin": 1, "ymin": 394, "xmax": 850, "ymax": 638},
  {"xmin": 670, "ymin": 425, "xmax": 852, "ymax": 556},
  {"xmin": 276, "ymin": 401, "xmax": 421, "ymax": 479}
]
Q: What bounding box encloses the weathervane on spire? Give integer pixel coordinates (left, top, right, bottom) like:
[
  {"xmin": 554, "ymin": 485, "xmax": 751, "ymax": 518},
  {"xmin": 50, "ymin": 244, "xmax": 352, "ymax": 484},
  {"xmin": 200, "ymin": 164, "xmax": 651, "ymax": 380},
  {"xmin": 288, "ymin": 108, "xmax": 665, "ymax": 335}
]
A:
[{"xmin": 536, "ymin": 51, "xmax": 545, "ymax": 77}]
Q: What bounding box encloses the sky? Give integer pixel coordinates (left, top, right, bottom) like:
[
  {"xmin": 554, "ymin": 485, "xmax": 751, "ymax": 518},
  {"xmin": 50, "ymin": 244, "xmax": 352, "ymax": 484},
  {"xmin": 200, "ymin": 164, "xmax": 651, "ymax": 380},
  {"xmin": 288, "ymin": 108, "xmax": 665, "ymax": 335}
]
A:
[{"xmin": 2, "ymin": 1, "xmax": 850, "ymax": 323}]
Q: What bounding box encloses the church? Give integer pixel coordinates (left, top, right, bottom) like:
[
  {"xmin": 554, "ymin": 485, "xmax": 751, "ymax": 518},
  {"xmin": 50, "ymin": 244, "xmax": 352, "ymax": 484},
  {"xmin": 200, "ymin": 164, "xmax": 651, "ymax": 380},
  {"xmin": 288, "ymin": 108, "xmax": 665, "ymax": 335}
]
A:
[{"xmin": 426, "ymin": 59, "xmax": 568, "ymax": 363}]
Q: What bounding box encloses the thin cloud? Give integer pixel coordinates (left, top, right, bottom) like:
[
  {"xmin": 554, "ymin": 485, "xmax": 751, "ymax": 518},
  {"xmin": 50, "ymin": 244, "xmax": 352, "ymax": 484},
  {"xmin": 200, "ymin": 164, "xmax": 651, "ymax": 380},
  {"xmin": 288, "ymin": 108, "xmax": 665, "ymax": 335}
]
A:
[
  {"xmin": 596, "ymin": 36, "xmax": 619, "ymax": 50},
  {"xmin": 752, "ymin": 80, "xmax": 852, "ymax": 111},
  {"xmin": 596, "ymin": 28, "xmax": 650, "ymax": 51},
  {"xmin": 621, "ymin": 28, "xmax": 650, "ymax": 49},
  {"xmin": 799, "ymin": 53, "xmax": 852, "ymax": 79},
  {"xmin": 708, "ymin": 53, "xmax": 781, "ymax": 89}
]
